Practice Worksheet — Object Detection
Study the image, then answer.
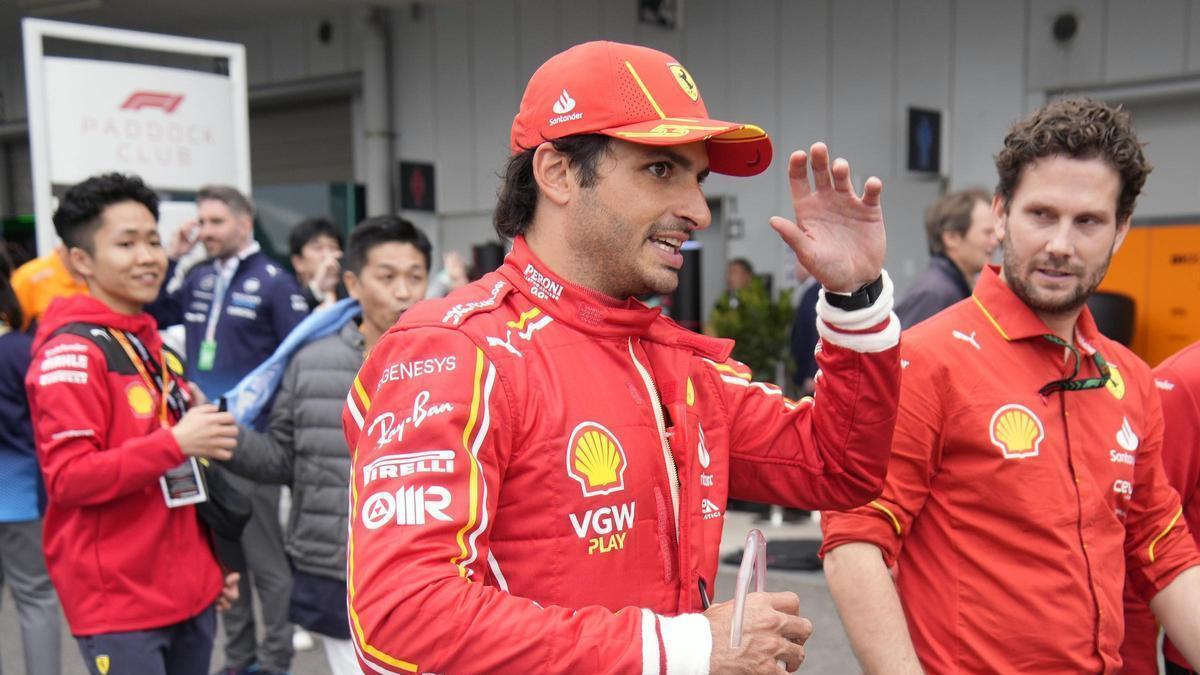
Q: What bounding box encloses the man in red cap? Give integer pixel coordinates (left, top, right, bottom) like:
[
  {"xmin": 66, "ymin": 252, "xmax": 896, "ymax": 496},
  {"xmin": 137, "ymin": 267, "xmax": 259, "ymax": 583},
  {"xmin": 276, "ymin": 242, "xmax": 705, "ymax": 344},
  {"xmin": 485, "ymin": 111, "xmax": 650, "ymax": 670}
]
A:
[{"xmin": 343, "ymin": 40, "xmax": 901, "ymax": 674}]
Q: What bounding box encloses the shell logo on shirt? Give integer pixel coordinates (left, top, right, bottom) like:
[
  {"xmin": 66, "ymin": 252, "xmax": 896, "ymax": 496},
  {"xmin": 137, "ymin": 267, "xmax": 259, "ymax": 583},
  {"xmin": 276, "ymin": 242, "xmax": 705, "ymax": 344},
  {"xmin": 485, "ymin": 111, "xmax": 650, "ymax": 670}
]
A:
[
  {"xmin": 126, "ymin": 383, "xmax": 155, "ymax": 418},
  {"xmin": 989, "ymin": 404, "xmax": 1045, "ymax": 459},
  {"xmin": 1106, "ymin": 362, "xmax": 1126, "ymax": 400},
  {"xmin": 566, "ymin": 422, "xmax": 628, "ymax": 497}
]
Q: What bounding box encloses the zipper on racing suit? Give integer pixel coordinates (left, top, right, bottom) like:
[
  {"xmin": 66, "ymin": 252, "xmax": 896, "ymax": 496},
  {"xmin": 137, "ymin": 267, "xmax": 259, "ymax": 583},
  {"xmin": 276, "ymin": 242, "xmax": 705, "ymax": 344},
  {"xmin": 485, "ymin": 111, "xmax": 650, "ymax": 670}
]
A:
[{"xmin": 627, "ymin": 337, "xmax": 681, "ymax": 536}]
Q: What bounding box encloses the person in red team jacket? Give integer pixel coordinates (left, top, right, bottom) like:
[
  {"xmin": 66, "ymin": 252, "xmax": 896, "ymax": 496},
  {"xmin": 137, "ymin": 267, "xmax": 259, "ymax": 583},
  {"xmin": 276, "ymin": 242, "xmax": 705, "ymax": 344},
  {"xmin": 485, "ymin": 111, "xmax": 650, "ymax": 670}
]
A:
[
  {"xmin": 342, "ymin": 41, "xmax": 902, "ymax": 674},
  {"xmin": 821, "ymin": 98, "xmax": 1200, "ymax": 674},
  {"xmin": 1122, "ymin": 340, "xmax": 1200, "ymax": 675},
  {"xmin": 26, "ymin": 173, "xmax": 239, "ymax": 675}
]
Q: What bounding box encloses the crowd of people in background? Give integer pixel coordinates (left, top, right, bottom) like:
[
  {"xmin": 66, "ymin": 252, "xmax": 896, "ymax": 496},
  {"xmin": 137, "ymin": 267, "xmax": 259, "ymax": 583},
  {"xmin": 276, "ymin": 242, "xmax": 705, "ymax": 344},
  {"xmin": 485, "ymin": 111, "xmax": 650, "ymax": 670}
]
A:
[
  {"xmin": 0, "ymin": 173, "xmax": 467, "ymax": 675},
  {"xmin": 1, "ymin": 37, "xmax": 1200, "ymax": 675}
]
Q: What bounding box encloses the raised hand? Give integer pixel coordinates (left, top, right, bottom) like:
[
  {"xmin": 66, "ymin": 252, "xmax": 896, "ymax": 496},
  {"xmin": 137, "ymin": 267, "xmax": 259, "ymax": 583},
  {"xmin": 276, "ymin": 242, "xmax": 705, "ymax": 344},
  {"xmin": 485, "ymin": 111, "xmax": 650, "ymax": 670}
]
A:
[
  {"xmin": 768, "ymin": 143, "xmax": 885, "ymax": 293},
  {"xmin": 168, "ymin": 219, "xmax": 199, "ymax": 260}
]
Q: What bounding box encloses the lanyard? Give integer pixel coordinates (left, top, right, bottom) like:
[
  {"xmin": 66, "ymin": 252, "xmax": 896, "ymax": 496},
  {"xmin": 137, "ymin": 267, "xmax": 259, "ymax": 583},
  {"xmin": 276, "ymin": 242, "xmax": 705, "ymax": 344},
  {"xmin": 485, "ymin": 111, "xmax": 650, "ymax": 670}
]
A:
[
  {"xmin": 110, "ymin": 329, "xmax": 172, "ymax": 426},
  {"xmin": 204, "ymin": 258, "xmax": 239, "ymax": 343},
  {"xmin": 1038, "ymin": 334, "xmax": 1111, "ymax": 397}
]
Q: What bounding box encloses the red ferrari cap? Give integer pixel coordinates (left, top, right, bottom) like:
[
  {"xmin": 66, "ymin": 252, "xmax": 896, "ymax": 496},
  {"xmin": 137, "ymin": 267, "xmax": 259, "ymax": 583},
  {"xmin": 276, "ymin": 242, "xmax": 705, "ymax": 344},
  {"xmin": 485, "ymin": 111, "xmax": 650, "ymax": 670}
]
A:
[{"xmin": 510, "ymin": 41, "xmax": 772, "ymax": 177}]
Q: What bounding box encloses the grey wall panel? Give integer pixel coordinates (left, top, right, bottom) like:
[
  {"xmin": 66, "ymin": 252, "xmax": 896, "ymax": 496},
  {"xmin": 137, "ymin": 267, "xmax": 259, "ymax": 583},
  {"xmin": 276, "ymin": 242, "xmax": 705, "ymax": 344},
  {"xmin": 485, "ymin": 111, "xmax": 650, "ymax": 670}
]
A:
[
  {"xmin": 1104, "ymin": 0, "xmax": 1187, "ymax": 82},
  {"xmin": 1026, "ymin": 0, "xmax": 1104, "ymax": 90},
  {"xmin": 249, "ymin": 98, "xmax": 354, "ymax": 185},
  {"xmin": 777, "ymin": 0, "xmax": 830, "ymax": 159},
  {"xmin": 268, "ymin": 21, "xmax": 309, "ymax": 83},
  {"xmin": 682, "ymin": 0, "xmax": 731, "ymax": 119},
  {"xmin": 2, "ymin": 55, "xmax": 24, "ymax": 123},
  {"xmin": 472, "ymin": 0, "xmax": 520, "ymax": 212},
  {"xmin": 949, "ymin": 1, "xmax": 1027, "ymax": 194},
  {"xmin": 1189, "ymin": 0, "xmax": 1200, "ymax": 71},
  {"xmin": 395, "ymin": 7, "xmax": 437, "ymax": 162},
  {"xmin": 601, "ymin": 1, "xmax": 641, "ymax": 45},
  {"xmin": 559, "ymin": 0, "xmax": 605, "ymax": 48},
  {"xmin": 896, "ymin": 0, "xmax": 951, "ymax": 177},
  {"xmin": 1121, "ymin": 95, "xmax": 1200, "ymax": 219},
  {"xmin": 432, "ymin": 0, "xmax": 476, "ymax": 214},
  {"xmin": 440, "ymin": 213, "xmax": 498, "ymax": 268},
  {"xmin": 518, "ymin": 0, "xmax": 560, "ymax": 83},
  {"xmin": 306, "ymin": 13, "xmax": 351, "ymax": 78},
  {"xmin": 829, "ymin": 0, "xmax": 894, "ymax": 183},
  {"xmin": 724, "ymin": 0, "xmax": 783, "ymax": 269}
]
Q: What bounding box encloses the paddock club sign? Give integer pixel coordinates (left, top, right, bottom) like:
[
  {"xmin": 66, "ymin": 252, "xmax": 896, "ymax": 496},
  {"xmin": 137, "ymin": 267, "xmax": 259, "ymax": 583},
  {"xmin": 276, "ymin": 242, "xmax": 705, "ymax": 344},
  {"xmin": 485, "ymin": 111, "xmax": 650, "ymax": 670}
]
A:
[{"xmin": 42, "ymin": 57, "xmax": 236, "ymax": 191}]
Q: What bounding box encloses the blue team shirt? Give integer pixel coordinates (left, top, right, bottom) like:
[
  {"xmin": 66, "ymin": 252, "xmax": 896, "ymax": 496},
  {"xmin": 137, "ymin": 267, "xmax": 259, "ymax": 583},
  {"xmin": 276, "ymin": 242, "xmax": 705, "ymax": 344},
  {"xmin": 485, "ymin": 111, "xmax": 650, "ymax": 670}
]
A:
[{"xmin": 151, "ymin": 249, "xmax": 309, "ymax": 422}]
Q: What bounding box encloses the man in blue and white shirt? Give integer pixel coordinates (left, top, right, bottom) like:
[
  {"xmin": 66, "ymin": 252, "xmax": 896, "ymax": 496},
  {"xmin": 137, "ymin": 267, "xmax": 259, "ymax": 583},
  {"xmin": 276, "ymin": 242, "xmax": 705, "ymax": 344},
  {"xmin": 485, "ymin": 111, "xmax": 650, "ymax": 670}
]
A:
[{"xmin": 152, "ymin": 185, "xmax": 305, "ymax": 675}]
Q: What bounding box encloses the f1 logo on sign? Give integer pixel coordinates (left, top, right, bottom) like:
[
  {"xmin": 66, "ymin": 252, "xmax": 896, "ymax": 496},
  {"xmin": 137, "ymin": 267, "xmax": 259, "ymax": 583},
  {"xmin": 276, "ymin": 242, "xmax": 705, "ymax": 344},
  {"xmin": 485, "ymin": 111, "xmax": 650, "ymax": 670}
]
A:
[{"xmin": 120, "ymin": 91, "xmax": 185, "ymax": 113}]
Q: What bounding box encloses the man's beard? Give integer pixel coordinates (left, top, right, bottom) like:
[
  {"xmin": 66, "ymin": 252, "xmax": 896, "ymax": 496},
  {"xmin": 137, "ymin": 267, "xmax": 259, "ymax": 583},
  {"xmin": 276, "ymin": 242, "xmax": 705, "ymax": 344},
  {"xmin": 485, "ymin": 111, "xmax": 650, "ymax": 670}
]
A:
[{"xmin": 1001, "ymin": 235, "xmax": 1111, "ymax": 316}]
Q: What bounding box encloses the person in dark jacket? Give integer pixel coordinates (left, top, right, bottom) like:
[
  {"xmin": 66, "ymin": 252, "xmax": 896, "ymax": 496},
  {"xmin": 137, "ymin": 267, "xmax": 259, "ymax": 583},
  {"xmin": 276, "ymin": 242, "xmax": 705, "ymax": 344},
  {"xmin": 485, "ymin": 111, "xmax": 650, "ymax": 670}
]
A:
[
  {"xmin": 895, "ymin": 187, "xmax": 998, "ymax": 327},
  {"xmin": 224, "ymin": 216, "xmax": 432, "ymax": 675},
  {"xmin": 0, "ymin": 246, "xmax": 62, "ymax": 675}
]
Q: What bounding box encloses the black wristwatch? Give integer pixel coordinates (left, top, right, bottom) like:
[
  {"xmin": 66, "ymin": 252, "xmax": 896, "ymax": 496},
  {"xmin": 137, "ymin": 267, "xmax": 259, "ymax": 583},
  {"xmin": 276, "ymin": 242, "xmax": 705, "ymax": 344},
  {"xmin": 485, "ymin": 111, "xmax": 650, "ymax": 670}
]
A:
[{"xmin": 824, "ymin": 274, "xmax": 884, "ymax": 311}]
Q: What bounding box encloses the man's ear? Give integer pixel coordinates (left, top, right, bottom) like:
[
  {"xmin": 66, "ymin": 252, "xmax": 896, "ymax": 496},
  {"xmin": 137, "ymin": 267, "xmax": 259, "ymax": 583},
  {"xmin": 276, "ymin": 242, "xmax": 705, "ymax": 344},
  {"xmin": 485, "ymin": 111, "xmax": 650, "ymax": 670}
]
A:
[
  {"xmin": 531, "ymin": 144, "xmax": 574, "ymax": 208},
  {"xmin": 68, "ymin": 246, "xmax": 94, "ymax": 279},
  {"xmin": 342, "ymin": 269, "xmax": 361, "ymax": 301},
  {"xmin": 991, "ymin": 194, "xmax": 1008, "ymax": 242},
  {"xmin": 1112, "ymin": 216, "xmax": 1132, "ymax": 255}
]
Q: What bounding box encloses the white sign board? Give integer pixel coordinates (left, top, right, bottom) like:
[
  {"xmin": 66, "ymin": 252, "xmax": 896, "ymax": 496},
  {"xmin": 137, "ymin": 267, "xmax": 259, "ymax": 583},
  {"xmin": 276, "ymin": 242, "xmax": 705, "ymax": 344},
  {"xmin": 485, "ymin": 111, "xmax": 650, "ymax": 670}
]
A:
[
  {"xmin": 24, "ymin": 19, "xmax": 249, "ymax": 255},
  {"xmin": 43, "ymin": 58, "xmax": 238, "ymax": 191}
]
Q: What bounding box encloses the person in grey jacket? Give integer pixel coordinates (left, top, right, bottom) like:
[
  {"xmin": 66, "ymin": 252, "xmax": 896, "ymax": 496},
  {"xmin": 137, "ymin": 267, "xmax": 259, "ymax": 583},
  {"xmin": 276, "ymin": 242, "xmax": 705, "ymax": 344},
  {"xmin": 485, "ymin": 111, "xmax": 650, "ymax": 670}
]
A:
[{"xmin": 223, "ymin": 216, "xmax": 432, "ymax": 675}]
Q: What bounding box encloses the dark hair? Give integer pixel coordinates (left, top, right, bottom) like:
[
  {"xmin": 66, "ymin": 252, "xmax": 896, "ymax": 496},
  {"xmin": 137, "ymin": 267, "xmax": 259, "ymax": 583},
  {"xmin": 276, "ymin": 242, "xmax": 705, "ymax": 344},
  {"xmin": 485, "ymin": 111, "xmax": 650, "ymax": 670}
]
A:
[
  {"xmin": 196, "ymin": 185, "xmax": 255, "ymax": 218},
  {"xmin": 346, "ymin": 216, "xmax": 432, "ymax": 275},
  {"xmin": 925, "ymin": 188, "xmax": 991, "ymax": 256},
  {"xmin": 0, "ymin": 244, "xmax": 22, "ymax": 330},
  {"xmin": 995, "ymin": 97, "xmax": 1150, "ymax": 223},
  {"xmin": 53, "ymin": 173, "xmax": 160, "ymax": 253},
  {"xmin": 289, "ymin": 217, "xmax": 344, "ymax": 257},
  {"xmin": 494, "ymin": 134, "xmax": 613, "ymax": 239},
  {"xmin": 728, "ymin": 258, "xmax": 754, "ymax": 275}
]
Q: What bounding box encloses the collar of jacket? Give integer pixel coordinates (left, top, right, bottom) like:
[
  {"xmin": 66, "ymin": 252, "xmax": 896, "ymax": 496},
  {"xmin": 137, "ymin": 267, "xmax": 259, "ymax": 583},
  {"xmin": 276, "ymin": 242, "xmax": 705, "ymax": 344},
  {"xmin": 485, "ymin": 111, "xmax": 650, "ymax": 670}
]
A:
[
  {"xmin": 931, "ymin": 253, "xmax": 972, "ymax": 299},
  {"xmin": 970, "ymin": 264, "xmax": 1104, "ymax": 354},
  {"xmin": 497, "ymin": 236, "xmax": 733, "ymax": 360}
]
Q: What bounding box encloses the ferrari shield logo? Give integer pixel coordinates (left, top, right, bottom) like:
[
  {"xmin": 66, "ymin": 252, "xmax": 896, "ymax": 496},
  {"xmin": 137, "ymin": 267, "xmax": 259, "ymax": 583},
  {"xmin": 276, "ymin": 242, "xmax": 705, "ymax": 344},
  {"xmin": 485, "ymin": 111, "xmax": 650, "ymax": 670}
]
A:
[
  {"xmin": 1106, "ymin": 363, "xmax": 1126, "ymax": 400},
  {"xmin": 95, "ymin": 655, "xmax": 111, "ymax": 674},
  {"xmin": 669, "ymin": 64, "xmax": 699, "ymax": 101}
]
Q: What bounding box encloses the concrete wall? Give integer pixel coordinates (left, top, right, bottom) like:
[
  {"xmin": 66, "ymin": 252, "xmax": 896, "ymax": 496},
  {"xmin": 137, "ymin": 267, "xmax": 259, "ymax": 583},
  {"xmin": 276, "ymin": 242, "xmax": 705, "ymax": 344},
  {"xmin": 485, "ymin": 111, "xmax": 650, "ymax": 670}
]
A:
[{"xmin": 3, "ymin": 0, "xmax": 1200, "ymax": 289}]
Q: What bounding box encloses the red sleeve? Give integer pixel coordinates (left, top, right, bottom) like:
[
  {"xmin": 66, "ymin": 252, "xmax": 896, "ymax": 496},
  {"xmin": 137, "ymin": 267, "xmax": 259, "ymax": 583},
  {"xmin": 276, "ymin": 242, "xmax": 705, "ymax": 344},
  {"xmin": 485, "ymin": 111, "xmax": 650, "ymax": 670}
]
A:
[
  {"xmin": 1156, "ymin": 363, "xmax": 1200, "ymax": 546},
  {"xmin": 27, "ymin": 335, "xmax": 185, "ymax": 509},
  {"xmin": 342, "ymin": 327, "xmax": 698, "ymax": 675},
  {"xmin": 724, "ymin": 281, "xmax": 903, "ymax": 511},
  {"xmin": 1123, "ymin": 379, "xmax": 1200, "ymax": 601},
  {"xmin": 818, "ymin": 347, "xmax": 945, "ymax": 565}
]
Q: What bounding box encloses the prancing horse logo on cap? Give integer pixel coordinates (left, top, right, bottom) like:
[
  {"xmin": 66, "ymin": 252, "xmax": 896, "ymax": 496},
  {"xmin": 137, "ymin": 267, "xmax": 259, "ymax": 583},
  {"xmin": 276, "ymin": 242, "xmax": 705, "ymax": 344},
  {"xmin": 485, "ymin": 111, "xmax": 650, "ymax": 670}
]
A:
[{"xmin": 669, "ymin": 64, "xmax": 699, "ymax": 101}]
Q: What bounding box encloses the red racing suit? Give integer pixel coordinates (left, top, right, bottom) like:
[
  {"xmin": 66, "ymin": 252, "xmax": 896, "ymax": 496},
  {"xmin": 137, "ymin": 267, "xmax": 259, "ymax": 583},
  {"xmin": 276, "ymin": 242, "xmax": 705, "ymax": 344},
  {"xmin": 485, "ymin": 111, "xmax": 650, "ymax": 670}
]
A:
[
  {"xmin": 342, "ymin": 237, "xmax": 901, "ymax": 674},
  {"xmin": 26, "ymin": 294, "xmax": 223, "ymax": 635}
]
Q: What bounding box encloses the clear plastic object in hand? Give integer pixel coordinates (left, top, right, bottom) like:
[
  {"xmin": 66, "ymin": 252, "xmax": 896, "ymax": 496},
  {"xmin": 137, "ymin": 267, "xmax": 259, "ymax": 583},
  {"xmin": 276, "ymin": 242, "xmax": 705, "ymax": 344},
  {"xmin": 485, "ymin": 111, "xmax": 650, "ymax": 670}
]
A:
[{"xmin": 730, "ymin": 529, "xmax": 787, "ymax": 670}]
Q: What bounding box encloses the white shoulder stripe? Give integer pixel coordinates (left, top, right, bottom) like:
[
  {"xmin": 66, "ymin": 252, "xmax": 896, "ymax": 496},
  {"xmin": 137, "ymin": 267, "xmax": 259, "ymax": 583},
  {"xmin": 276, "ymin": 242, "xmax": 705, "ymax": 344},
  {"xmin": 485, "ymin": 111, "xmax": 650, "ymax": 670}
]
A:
[{"xmin": 346, "ymin": 391, "xmax": 364, "ymax": 429}]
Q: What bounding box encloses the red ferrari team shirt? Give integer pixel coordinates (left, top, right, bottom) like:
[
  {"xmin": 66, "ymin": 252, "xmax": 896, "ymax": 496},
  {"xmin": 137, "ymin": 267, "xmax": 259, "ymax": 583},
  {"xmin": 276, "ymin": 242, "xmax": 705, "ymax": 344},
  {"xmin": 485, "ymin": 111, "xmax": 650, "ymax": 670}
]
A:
[
  {"xmin": 821, "ymin": 266, "xmax": 1199, "ymax": 674},
  {"xmin": 1121, "ymin": 340, "xmax": 1200, "ymax": 674}
]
